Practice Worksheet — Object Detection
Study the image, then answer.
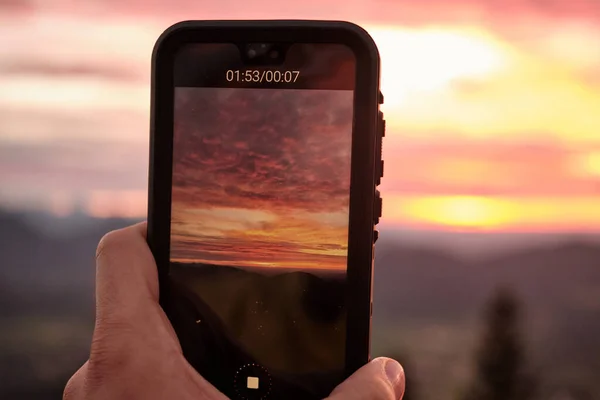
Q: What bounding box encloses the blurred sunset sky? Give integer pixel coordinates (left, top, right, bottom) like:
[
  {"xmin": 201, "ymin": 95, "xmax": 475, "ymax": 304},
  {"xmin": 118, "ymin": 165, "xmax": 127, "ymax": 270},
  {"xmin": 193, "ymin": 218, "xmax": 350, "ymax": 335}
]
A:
[{"xmin": 1, "ymin": 0, "xmax": 599, "ymax": 233}]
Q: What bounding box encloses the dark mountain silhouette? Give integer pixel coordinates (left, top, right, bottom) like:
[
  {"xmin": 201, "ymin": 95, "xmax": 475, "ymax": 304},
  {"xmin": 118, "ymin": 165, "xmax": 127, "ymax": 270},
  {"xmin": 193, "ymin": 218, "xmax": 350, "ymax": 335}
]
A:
[
  {"xmin": 372, "ymin": 236, "xmax": 600, "ymax": 398},
  {"xmin": 374, "ymin": 237, "xmax": 600, "ymax": 322},
  {"xmin": 0, "ymin": 209, "xmax": 138, "ymax": 298},
  {"xmin": 1, "ymin": 210, "xmax": 599, "ymax": 398},
  {"xmin": 171, "ymin": 262, "xmax": 347, "ymax": 326},
  {"xmin": 166, "ymin": 271, "xmax": 345, "ymax": 399},
  {"xmin": 169, "ymin": 263, "xmax": 346, "ymax": 365},
  {"xmin": 0, "ymin": 210, "xmax": 137, "ymax": 399}
]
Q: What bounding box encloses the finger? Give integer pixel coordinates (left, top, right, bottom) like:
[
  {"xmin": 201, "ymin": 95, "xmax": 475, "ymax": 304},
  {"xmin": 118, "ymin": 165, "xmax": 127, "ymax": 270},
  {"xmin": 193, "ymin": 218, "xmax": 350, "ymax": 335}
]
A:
[
  {"xmin": 95, "ymin": 222, "xmax": 159, "ymax": 325},
  {"xmin": 327, "ymin": 357, "xmax": 405, "ymax": 400},
  {"xmin": 63, "ymin": 362, "xmax": 89, "ymax": 400}
]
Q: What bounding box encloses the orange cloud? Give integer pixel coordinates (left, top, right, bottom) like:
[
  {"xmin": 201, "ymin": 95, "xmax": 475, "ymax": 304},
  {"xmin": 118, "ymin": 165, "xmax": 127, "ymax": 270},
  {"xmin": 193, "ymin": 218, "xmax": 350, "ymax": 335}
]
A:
[
  {"xmin": 381, "ymin": 139, "xmax": 600, "ymax": 197},
  {"xmin": 171, "ymin": 87, "xmax": 354, "ymax": 270},
  {"xmin": 366, "ymin": 22, "xmax": 600, "ymax": 147},
  {"xmin": 2, "ymin": 0, "xmax": 599, "ymax": 236},
  {"xmin": 171, "ymin": 208, "xmax": 348, "ymax": 270},
  {"xmin": 5, "ymin": 0, "xmax": 599, "ymax": 29}
]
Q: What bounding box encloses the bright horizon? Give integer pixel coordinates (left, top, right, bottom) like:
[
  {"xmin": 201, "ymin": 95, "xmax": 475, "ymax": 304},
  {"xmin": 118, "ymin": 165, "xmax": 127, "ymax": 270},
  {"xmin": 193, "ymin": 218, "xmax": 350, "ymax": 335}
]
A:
[{"xmin": 1, "ymin": 1, "xmax": 599, "ymax": 233}]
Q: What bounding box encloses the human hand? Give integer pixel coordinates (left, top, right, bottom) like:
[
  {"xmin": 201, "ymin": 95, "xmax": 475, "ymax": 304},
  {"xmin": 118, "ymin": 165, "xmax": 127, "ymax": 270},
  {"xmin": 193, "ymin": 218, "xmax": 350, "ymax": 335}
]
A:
[{"xmin": 63, "ymin": 223, "xmax": 405, "ymax": 400}]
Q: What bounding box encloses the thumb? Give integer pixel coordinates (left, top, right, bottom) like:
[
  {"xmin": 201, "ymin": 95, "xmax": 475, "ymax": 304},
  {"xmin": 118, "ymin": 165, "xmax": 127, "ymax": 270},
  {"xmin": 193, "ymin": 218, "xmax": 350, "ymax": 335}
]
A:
[
  {"xmin": 94, "ymin": 222, "xmax": 160, "ymax": 326},
  {"xmin": 327, "ymin": 357, "xmax": 405, "ymax": 400}
]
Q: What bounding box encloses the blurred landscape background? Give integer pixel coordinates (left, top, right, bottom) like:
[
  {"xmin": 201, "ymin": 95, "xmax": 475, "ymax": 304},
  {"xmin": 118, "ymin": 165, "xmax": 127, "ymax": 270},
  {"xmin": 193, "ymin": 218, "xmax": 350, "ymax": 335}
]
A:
[{"xmin": 1, "ymin": 1, "xmax": 599, "ymax": 399}]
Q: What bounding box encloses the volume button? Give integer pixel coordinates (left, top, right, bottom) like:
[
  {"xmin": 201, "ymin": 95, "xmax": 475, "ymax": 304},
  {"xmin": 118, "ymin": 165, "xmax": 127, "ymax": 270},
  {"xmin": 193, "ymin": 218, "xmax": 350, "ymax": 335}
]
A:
[
  {"xmin": 379, "ymin": 113, "xmax": 384, "ymax": 156},
  {"xmin": 376, "ymin": 112, "xmax": 385, "ymax": 186},
  {"xmin": 374, "ymin": 190, "xmax": 382, "ymax": 225}
]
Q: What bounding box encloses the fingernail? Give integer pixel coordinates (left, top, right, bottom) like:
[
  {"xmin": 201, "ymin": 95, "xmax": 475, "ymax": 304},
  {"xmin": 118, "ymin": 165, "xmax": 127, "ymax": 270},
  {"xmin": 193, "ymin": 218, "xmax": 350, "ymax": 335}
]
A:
[
  {"xmin": 385, "ymin": 359, "xmax": 402, "ymax": 382},
  {"xmin": 384, "ymin": 360, "xmax": 404, "ymax": 397}
]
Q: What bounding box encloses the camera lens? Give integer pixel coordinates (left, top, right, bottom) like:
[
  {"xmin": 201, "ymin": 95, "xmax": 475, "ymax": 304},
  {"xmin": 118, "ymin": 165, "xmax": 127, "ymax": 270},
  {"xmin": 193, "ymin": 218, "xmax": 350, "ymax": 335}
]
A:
[
  {"xmin": 246, "ymin": 43, "xmax": 271, "ymax": 58},
  {"xmin": 242, "ymin": 43, "xmax": 284, "ymax": 64}
]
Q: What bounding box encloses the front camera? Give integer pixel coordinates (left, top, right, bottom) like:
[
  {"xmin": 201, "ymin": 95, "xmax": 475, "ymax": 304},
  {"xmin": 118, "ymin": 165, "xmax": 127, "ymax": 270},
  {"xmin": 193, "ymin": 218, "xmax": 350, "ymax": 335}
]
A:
[
  {"xmin": 242, "ymin": 43, "xmax": 287, "ymax": 65},
  {"xmin": 246, "ymin": 43, "xmax": 270, "ymax": 59}
]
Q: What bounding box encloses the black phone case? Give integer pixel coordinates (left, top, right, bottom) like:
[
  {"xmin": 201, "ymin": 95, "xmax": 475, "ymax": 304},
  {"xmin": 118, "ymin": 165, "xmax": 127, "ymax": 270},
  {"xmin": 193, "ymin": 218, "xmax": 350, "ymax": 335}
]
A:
[{"xmin": 147, "ymin": 20, "xmax": 385, "ymax": 398}]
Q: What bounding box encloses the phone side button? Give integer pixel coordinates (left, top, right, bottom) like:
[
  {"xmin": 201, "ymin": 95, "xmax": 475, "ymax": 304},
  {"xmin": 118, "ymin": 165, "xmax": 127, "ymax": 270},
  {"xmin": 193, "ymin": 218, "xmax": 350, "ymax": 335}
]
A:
[
  {"xmin": 377, "ymin": 112, "xmax": 383, "ymax": 159},
  {"xmin": 373, "ymin": 229, "xmax": 379, "ymax": 243},
  {"xmin": 378, "ymin": 91, "xmax": 384, "ymax": 104},
  {"xmin": 376, "ymin": 113, "xmax": 384, "ymax": 186},
  {"xmin": 370, "ymin": 301, "xmax": 373, "ymax": 316},
  {"xmin": 374, "ymin": 190, "xmax": 382, "ymax": 224}
]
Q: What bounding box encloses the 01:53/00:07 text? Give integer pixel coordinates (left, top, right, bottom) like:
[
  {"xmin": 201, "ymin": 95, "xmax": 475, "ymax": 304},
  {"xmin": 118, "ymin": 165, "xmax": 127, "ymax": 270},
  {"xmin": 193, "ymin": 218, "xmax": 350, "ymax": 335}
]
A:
[{"xmin": 226, "ymin": 70, "xmax": 300, "ymax": 83}]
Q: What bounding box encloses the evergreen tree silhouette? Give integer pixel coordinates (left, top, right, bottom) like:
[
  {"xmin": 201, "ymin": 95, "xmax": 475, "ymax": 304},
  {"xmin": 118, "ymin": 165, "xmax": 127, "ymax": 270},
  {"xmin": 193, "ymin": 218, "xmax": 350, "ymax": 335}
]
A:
[{"xmin": 464, "ymin": 288, "xmax": 537, "ymax": 400}]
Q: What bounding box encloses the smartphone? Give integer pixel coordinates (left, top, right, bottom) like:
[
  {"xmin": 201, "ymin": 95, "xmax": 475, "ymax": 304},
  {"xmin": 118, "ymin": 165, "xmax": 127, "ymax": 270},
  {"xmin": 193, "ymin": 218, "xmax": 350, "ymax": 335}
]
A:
[{"xmin": 147, "ymin": 20, "xmax": 384, "ymax": 399}]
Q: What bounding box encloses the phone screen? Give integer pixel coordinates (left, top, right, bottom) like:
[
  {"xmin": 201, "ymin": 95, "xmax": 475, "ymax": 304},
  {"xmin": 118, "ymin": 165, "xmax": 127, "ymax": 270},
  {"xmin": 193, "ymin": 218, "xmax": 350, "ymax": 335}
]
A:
[{"xmin": 166, "ymin": 43, "xmax": 356, "ymax": 399}]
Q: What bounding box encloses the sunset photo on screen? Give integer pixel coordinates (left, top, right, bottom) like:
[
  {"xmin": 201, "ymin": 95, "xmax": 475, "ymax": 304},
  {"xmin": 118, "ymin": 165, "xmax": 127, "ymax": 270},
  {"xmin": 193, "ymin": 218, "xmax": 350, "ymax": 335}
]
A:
[{"xmin": 167, "ymin": 87, "xmax": 354, "ymax": 396}]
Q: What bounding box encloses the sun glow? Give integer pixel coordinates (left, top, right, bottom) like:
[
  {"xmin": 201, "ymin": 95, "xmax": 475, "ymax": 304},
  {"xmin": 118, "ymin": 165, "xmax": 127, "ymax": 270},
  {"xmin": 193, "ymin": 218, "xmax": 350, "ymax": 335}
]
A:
[
  {"xmin": 385, "ymin": 195, "xmax": 600, "ymax": 231},
  {"xmin": 572, "ymin": 151, "xmax": 600, "ymax": 178},
  {"xmin": 402, "ymin": 195, "xmax": 514, "ymax": 229},
  {"xmin": 367, "ymin": 27, "xmax": 508, "ymax": 108}
]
